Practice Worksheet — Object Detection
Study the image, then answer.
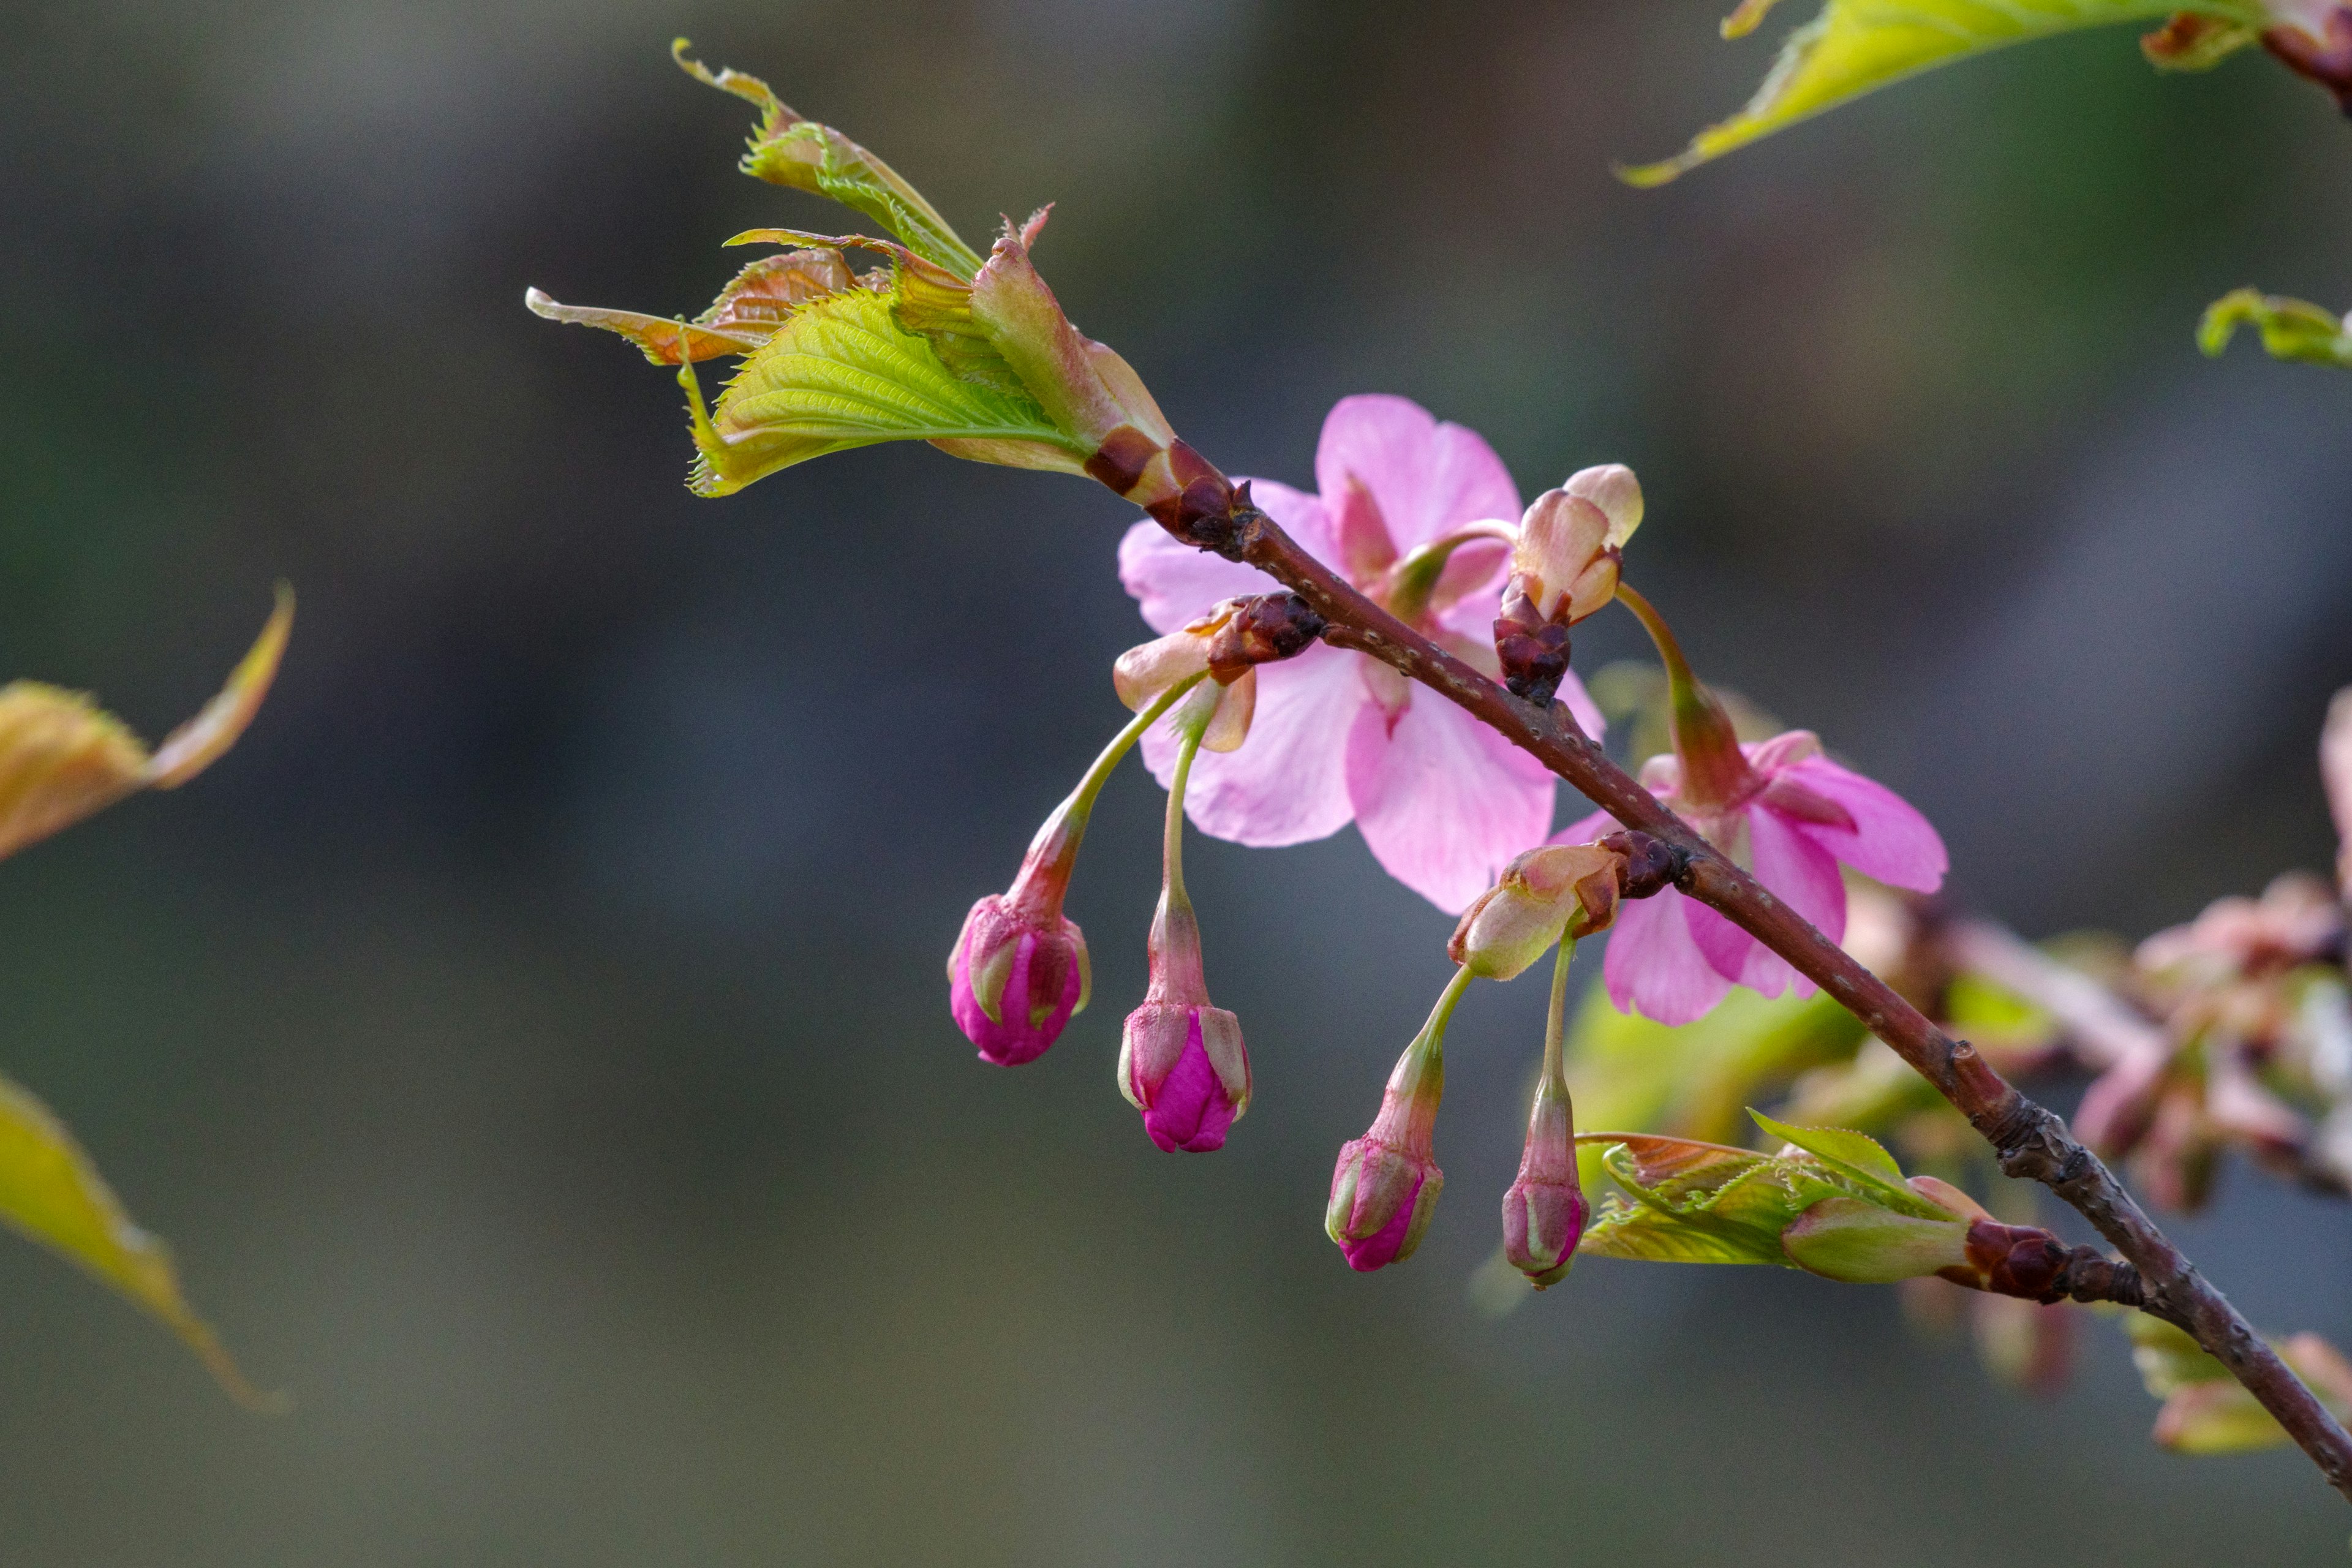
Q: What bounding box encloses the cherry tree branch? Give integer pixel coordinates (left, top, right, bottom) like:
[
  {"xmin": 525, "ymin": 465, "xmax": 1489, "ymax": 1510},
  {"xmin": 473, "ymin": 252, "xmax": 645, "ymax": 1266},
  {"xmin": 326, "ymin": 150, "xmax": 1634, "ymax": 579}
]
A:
[{"xmin": 1204, "ymin": 501, "xmax": 2352, "ymax": 1504}]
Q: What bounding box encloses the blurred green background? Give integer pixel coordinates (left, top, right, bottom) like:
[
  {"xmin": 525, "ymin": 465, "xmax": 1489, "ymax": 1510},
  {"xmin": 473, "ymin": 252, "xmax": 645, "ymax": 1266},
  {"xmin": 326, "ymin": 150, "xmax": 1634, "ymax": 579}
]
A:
[{"xmin": 1, "ymin": 1, "xmax": 2350, "ymax": 1562}]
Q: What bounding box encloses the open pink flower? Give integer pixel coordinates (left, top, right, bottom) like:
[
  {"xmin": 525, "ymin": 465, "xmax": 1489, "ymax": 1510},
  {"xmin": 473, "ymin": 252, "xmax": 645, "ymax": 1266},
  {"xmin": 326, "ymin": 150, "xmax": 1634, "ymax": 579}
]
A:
[
  {"xmin": 1119, "ymin": 395, "xmax": 1602, "ymax": 914},
  {"xmin": 1556, "ymin": 731, "xmax": 1946, "ymax": 1025}
]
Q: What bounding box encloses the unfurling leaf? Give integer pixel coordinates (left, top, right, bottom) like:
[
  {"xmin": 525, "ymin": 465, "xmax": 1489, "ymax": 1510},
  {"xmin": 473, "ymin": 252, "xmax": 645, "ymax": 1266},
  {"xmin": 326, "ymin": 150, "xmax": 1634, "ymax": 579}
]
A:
[
  {"xmin": 2127, "ymin": 1316, "xmax": 2352, "ymax": 1453},
  {"xmin": 682, "ymin": 281, "xmax": 1084, "ymax": 497},
  {"xmin": 1572, "ymin": 1121, "xmax": 1972, "ymax": 1278},
  {"xmin": 671, "ymin": 39, "xmax": 984, "ymax": 277},
  {"xmin": 1623, "ymin": 0, "xmax": 2260, "ymax": 186},
  {"xmin": 0, "ymin": 1069, "xmax": 277, "ymax": 1408},
  {"xmin": 2199, "ymin": 288, "xmax": 2352, "ymax": 369},
  {"xmin": 0, "ymin": 584, "xmax": 293, "ymax": 861},
  {"xmin": 525, "ymin": 249, "xmax": 858, "ymax": 365}
]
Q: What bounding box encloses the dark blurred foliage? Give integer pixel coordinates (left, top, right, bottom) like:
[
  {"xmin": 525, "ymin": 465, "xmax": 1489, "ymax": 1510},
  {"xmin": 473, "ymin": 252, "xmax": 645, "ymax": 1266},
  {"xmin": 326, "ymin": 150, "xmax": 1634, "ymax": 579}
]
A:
[{"xmin": 0, "ymin": 1, "xmax": 2348, "ymax": 1562}]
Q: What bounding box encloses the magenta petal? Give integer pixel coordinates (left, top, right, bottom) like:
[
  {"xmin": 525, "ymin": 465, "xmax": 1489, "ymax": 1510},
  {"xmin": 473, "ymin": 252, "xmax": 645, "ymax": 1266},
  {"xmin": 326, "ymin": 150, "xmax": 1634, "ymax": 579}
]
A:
[
  {"xmin": 1313, "ymin": 395, "xmax": 1518, "ymax": 552},
  {"xmin": 1603, "ymin": 886, "xmax": 1733, "ymax": 1025},
  {"xmin": 1140, "ymin": 641, "xmax": 1360, "ymax": 847},
  {"xmin": 951, "ymin": 930, "xmax": 1082, "ymax": 1066},
  {"xmin": 1140, "ymin": 1033, "xmax": 1234, "ymax": 1153},
  {"xmin": 1345, "ymin": 692, "xmax": 1556, "ymax": 914},
  {"xmin": 1780, "ymin": 757, "xmax": 1948, "ymax": 893},
  {"xmin": 1341, "ymin": 1169, "xmax": 1425, "ymax": 1272}
]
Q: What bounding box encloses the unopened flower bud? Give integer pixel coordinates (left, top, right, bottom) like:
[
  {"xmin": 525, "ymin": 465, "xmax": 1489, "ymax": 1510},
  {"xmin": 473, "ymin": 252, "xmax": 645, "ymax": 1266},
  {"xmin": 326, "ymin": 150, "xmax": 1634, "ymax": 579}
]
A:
[
  {"xmin": 949, "ymin": 892, "xmax": 1090, "ymax": 1066},
  {"xmin": 1326, "ymin": 1135, "xmax": 1442, "ymax": 1273},
  {"xmin": 1118, "ymin": 998, "xmax": 1249, "ymax": 1153},
  {"xmin": 1779, "ymin": 1195, "xmax": 1972, "ymax": 1284},
  {"xmin": 1327, "ymin": 971, "xmax": 1464, "ymax": 1271},
  {"xmin": 1110, "ymin": 595, "xmax": 1320, "ymax": 756},
  {"xmin": 1449, "ymin": 844, "xmax": 1624, "ymax": 980},
  {"xmin": 1501, "ymin": 1074, "xmax": 1586, "ymax": 1289},
  {"xmin": 1118, "ymin": 684, "xmax": 1250, "ymax": 1152}
]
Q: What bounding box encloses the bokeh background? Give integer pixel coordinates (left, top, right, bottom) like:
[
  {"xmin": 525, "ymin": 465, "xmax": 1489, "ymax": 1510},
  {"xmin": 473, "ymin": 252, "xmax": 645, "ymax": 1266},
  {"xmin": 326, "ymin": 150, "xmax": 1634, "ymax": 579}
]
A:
[{"xmin": 1, "ymin": 1, "xmax": 2349, "ymax": 1562}]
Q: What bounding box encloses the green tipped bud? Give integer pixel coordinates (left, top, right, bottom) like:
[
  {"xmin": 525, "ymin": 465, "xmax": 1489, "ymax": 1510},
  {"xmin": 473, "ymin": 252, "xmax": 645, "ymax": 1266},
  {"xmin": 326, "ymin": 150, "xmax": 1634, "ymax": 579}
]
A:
[
  {"xmin": 1779, "ymin": 1195, "xmax": 1972, "ymax": 1284},
  {"xmin": 1447, "ymin": 844, "xmax": 1624, "ymax": 981}
]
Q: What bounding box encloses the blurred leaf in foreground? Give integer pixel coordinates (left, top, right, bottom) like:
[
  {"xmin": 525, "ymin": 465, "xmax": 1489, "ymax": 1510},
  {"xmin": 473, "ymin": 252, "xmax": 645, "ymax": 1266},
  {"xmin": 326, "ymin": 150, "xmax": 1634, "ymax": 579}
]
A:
[
  {"xmin": 0, "ymin": 584, "xmax": 293, "ymax": 861},
  {"xmin": 2199, "ymin": 288, "xmax": 2352, "ymax": 369},
  {"xmin": 2127, "ymin": 1314, "xmax": 2352, "ymax": 1452},
  {"xmin": 0, "ymin": 1072, "xmax": 280, "ymax": 1409},
  {"xmin": 0, "ymin": 585, "xmax": 291, "ymax": 1404},
  {"xmin": 1623, "ymin": 0, "xmax": 2266, "ymax": 186}
]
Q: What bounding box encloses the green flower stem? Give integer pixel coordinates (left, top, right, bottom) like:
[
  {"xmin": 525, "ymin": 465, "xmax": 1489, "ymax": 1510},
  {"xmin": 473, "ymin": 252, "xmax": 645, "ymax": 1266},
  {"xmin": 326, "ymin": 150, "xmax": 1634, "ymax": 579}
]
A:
[
  {"xmin": 1009, "ymin": 672, "xmax": 1208, "ymax": 919},
  {"xmin": 1613, "ymin": 581, "xmax": 1753, "ymax": 810}
]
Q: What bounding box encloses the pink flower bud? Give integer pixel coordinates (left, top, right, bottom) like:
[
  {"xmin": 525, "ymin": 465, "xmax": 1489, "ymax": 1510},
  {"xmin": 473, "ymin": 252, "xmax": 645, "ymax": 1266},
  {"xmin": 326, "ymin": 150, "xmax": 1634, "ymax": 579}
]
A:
[
  {"xmin": 1118, "ymin": 1002, "xmax": 1248, "ymax": 1153},
  {"xmin": 1326, "ymin": 1137, "xmax": 1442, "ymax": 1272},
  {"xmin": 1501, "ymin": 1076, "xmax": 1586, "ymax": 1289},
  {"xmin": 1325, "ymin": 976, "xmax": 1458, "ymax": 1271},
  {"xmin": 948, "ymin": 892, "xmax": 1090, "ymax": 1067}
]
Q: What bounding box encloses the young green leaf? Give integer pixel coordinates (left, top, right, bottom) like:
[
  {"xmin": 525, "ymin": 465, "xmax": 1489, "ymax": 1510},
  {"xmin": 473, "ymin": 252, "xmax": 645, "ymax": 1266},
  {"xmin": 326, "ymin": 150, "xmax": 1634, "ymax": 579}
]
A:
[
  {"xmin": 0, "ymin": 1070, "xmax": 277, "ymax": 1408},
  {"xmin": 1751, "ymin": 1110, "xmax": 1956, "ymax": 1219},
  {"xmin": 682, "ymin": 284, "xmax": 1087, "ymax": 497},
  {"xmin": 672, "ymin": 40, "xmax": 985, "ymax": 278},
  {"xmin": 2199, "ymin": 288, "xmax": 2352, "ymax": 369},
  {"xmin": 1623, "ymin": 0, "xmax": 2263, "ymax": 187},
  {"xmin": 1574, "ymin": 1123, "xmax": 1973, "ymax": 1280}
]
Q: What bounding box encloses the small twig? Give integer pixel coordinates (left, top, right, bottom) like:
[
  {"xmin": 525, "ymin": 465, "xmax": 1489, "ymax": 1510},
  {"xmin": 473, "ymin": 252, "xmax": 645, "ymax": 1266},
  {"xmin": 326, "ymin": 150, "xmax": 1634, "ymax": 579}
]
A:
[{"xmin": 1195, "ymin": 499, "xmax": 2352, "ymax": 1504}]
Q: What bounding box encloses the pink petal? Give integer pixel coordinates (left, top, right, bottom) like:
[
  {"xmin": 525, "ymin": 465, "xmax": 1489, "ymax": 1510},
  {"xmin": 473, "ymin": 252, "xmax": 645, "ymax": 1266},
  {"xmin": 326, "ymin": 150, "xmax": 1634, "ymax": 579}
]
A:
[
  {"xmin": 1344, "ymin": 690, "xmax": 1555, "ymax": 913},
  {"xmin": 1118, "ymin": 478, "xmax": 1330, "ymax": 634},
  {"xmin": 1680, "ymin": 806, "xmax": 1846, "ymax": 998},
  {"xmin": 1142, "ymin": 641, "xmax": 1360, "ymax": 847},
  {"xmin": 1779, "ymin": 757, "xmax": 1948, "ymax": 893},
  {"xmin": 1602, "ymin": 886, "xmax": 1733, "ymax": 1025},
  {"xmin": 1549, "ymin": 805, "xmax": 1618, "ymax": 848},
  {"xmin": 1313, "ymin": 395, "xmax": 1519, "ymax": 552}
]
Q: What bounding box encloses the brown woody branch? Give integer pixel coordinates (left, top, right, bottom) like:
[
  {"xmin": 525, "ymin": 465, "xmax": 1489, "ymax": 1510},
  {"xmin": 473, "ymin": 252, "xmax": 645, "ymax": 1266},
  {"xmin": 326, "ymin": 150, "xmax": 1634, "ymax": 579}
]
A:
[{"xmin": 1185, "ymin": 496, "xmax": 2352, "ymax": 1504}]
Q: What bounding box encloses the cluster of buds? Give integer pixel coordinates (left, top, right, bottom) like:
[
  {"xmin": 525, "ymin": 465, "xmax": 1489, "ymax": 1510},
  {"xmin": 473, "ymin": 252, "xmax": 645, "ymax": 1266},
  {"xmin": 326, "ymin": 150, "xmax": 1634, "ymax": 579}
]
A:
[
  {"xmin": 948, "ymin": 594, "xmax": 1324, "ymax": 1156},
  {"xmin": 1493, "ymin": 465, "xmax": 1642, "ymax": 708},
  {"xmin": 1328, "ymin": 842, "xmax": 1630, "ymax": 1276}
]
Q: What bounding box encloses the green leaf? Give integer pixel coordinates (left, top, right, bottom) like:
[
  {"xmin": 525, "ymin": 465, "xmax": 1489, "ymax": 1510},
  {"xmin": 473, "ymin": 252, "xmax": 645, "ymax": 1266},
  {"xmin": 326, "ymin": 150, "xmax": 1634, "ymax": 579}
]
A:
[
  {"xmin": 684, "ymin": 282, "xmax": 1086, "ymax": 497},
  {"xmin": 1750, "ymin": 1110, "xmax": 1956, "ymax": 1219},
  {"xmin": 673, "ymin": 41, "xmax": 984, "ymax": 277},
  {"xmin": 2199, "ymin": 288, "xmax": 2352, "ymax": 370},
  {"xmin": 0, "ymin": 1069, "xmax": 277, "ymax": 1408},
  {"xmin": 1622, "ymin": 0, "xmax": 2261, "ymax": 186},
  {"xmin": 1578, "ymin": 1196, "xmax": 1790, "ymax": 1264}
]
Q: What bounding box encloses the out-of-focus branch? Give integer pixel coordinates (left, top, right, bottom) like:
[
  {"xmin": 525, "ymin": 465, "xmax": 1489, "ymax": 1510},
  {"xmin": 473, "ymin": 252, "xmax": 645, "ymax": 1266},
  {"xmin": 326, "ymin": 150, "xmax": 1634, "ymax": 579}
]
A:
[{"xmin": 1194, "ymin": 498, "xmax": 2352, "ymax": 1505}]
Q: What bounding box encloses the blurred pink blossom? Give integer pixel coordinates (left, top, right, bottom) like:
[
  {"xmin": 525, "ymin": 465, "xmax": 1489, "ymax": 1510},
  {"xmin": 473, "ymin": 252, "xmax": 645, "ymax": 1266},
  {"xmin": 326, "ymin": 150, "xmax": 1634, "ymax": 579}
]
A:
[
  {"xmin": 1120, "ymin": 395, "xmax": 1602, "ymax": 913},
  {"xmin": 1557, "ymin": 731, "xmax": 1945, "ymax": 1024}
]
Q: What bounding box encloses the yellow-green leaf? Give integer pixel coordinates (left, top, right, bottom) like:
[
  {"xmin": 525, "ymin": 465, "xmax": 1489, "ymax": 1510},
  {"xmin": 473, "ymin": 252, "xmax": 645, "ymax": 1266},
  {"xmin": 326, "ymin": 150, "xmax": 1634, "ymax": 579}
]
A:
[
  {"xmin": 672, "ymin": 40, "xmax": 984, "ymax": 278},
  {"xmin": 2199, "ymin": 288, "xmax": 2352, "ymax": 369},
  {"xmin": 682, "ymin": 284, "xmax": 1085, "ymax": 497},
  {"xmin": 0, "ymin": 586, "xmax": 292, "ymax": 860},
  {"xmin": 1623, "ymin": 0, "xmax": 2261, "ymax": 186},
  {"xmin": 1751, "ymin": 1110, "xmax": 1954, "ymax": 1219},
  {"xmin": 0, "ymin": 1069, "xmax": 277, "ymax": 1408}
]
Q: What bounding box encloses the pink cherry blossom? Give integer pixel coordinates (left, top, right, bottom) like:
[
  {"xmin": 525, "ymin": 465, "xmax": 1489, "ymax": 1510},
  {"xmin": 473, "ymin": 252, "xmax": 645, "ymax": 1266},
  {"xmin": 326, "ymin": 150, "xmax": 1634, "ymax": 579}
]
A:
[
  {"xmin": 1119, "ymin": 395, "xmax": 1604, "ymax": 914},
  {"xmin": 1556, "ymin": 731, "xmax": 1947, "ymax": 1025}
]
